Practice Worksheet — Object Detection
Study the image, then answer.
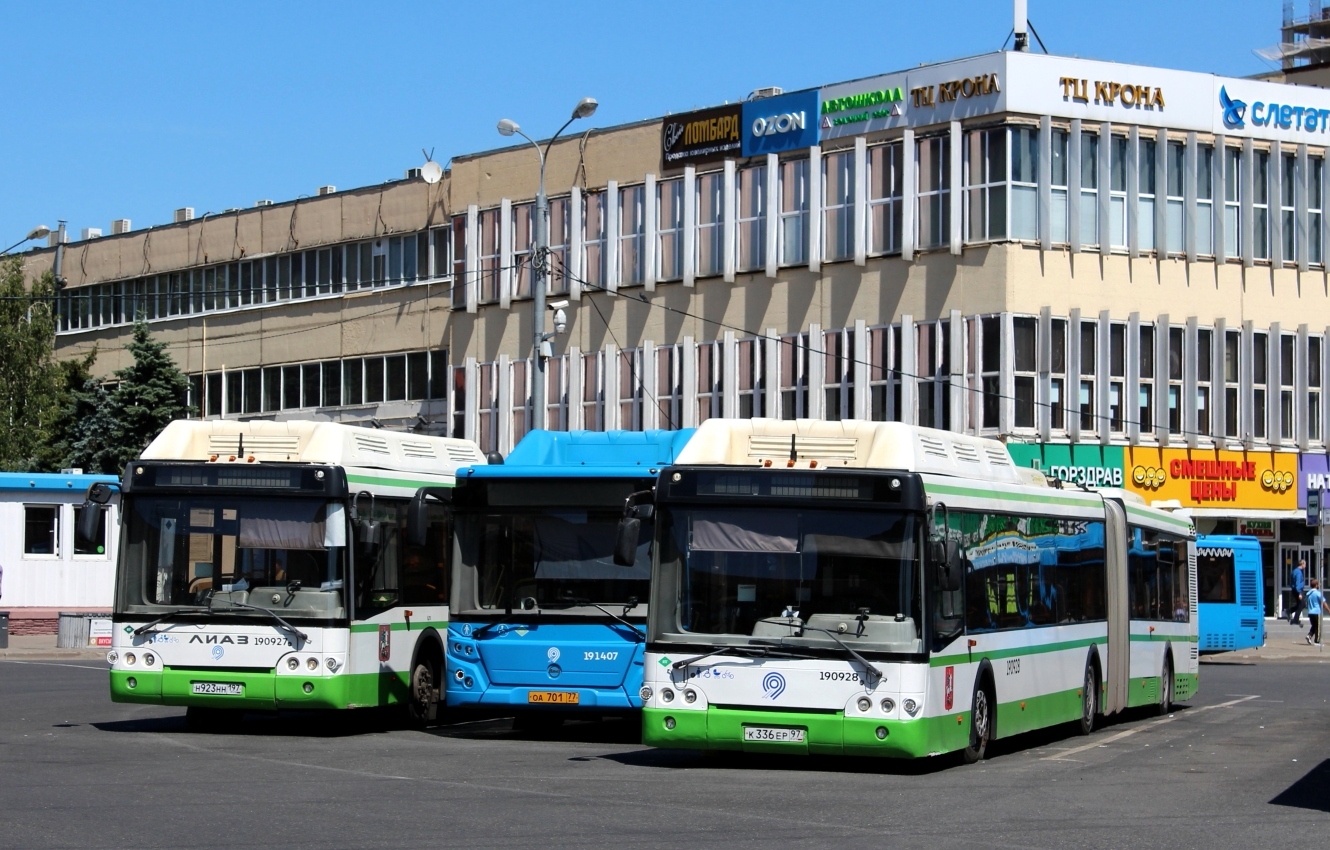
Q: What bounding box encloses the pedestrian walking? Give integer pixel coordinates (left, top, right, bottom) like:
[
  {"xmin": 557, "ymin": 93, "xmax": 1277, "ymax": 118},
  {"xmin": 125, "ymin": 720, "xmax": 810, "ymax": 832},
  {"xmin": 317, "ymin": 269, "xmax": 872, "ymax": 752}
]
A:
[
  {"xmin": 1305, "ymin": 579, "xmax": 1325, "ymax": 647},
  {"xmin": 1289, "ymin": 559, "xmax": 1307, "ymax": 626}
]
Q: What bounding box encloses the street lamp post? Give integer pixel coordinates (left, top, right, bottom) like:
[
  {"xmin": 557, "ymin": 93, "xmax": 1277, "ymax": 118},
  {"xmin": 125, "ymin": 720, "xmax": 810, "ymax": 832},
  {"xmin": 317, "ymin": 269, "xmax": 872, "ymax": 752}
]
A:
[
  {"xmin": 497, "ymin": 97, "xmax": 597, "ymax": 431},
  {"xmin": 0, "ymin": 225, "xmax": 52, "ymax": 256}
]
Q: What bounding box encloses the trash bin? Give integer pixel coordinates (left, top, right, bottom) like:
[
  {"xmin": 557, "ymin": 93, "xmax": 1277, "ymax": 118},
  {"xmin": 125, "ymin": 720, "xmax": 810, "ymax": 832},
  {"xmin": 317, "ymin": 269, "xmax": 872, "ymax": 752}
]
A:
[
  {"xmin": 0, "ymin": 611, "xmax": 9, "ymax": 649},
  {"xmin": 56, "ymin": 612, "xmax": 89, "ymax": 649}
]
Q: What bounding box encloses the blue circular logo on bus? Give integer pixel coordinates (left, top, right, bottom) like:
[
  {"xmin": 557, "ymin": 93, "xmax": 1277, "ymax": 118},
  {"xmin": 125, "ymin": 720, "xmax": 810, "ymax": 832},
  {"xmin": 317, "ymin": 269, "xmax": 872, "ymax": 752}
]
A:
[{"xmin": 762, "ymin": 671, "xmax": 786, "ymax": 699}]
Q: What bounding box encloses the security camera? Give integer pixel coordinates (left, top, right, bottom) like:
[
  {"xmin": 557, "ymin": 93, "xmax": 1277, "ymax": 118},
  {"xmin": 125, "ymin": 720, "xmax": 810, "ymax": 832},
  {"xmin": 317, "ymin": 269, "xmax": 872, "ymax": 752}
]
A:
[
  {"xmin": 548, "ymin": 299, "xmax": 569, "ymax": 310},
  {"xmin": 553, "ymin": 308, "xmax": 568, "ymax": 334}
]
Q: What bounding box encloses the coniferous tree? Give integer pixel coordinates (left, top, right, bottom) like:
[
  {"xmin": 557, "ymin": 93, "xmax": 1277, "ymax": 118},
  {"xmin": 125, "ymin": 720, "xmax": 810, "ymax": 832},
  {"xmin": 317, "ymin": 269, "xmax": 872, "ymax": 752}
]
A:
[{"xmin": 96, "ymin": 322, "xmax": 193, "ymax": 474}]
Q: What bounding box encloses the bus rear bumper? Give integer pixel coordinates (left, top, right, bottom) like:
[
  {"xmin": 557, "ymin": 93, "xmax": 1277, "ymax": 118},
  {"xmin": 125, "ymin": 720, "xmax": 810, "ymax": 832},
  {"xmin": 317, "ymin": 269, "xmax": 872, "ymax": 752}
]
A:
[
  {"xmin": 447, "ymin": 684, "xmax": 639, "ymax": 711},
  {"xmin": 641, "ymin": 707, "xmax": 959, "ymax": 758},
  {"xmin": 110, "ymin": 668, "xmax": 356, "ymax": 711}
]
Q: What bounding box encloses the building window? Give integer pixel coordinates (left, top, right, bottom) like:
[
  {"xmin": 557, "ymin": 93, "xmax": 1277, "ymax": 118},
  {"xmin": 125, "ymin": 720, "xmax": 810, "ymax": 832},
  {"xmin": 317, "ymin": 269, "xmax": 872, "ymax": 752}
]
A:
[
  {"xmin": 1311, "ymin": 336, "xmax": 1323, "ymax": 442},
  {"xmin": 1079, "ymin": 319, "xmax": 1097, "ymax": 432},
  {"xmin": 780, "ymin": 333, "xmax": 809, "ymax": 419},
  {"xmin": 980, "ymin": 316, "xmax": 1000, "ymax": 429},
  {"xmin": 582, "ymin": 351, "xmax": 601, "ymax": 431},
  {"xmin": 1224, "ymin": 148, "xmax": 1241, "ymax": 258},
  {"xmin": 619, "ymin": 184, "xmax": 645, "ymax": 286},
  {"xmin": 823, "ymin": 150, "xmax": 855, "ymax": 261},
  {"xmin": 1314, "ymin": 158, "xmax": 1326, "ymax": 266},
  {"xmin": 583, "ymin": 192, "xmax": 607, "ymax": 290},
  {"xmin": 1108, "ymin": 322, "xmax": 1125, "ymax": 433},
  {"xmin": 511, "ymin": 359, "xmax": 529, "ymax": 445},
  {"xmin": 343, "ymin": 359, "xmax": 363, "ymax": 406},
  {"xmin": 365, "ymin": 357, "xmax": 386, "ymax": 404},
  {"xmin": 1197, "ymin": 144, "xmax": 1215, "ymax": 256},
  {"xmin": 1013, "ymin": 317, "xmax": 1036, "ymax": 429},
  {"xmin": 1253, "ymin": 150, "xmax": 1271, "ymax": 261},
  {"xmin": 544, "ymin": 354, "xmax": 566, "ymax": 432},
  {"xmin": 824, "ymin": 328, "xmax": 852, "ymax": 421},
  {"xmin": 548, "ymin": 197, "xmax": 571, "ymax": 295},
  {"xmin": 23, "ymin": 505, "xmax": 59, "ymax": 556},
  {"xmin": 918, "ymin": 136, "xmax": 950, "ymax": 250},
  {"xmin": 1167, "ymin": 327, "xmax": 1183, "ymax": 434},
  {"xmin": 1224, "ymin": 330, "xmax": 1240, "ymax": 438},
  {"xmin": 477, "ymin": 362, "xmax": 497, "ymax": 453},
  {"xmin": 736, "ymin": 337, "xmax": 762, "ymax": 418},
  {"xmin": 1080, "ymin": 131, "xmax": 1099, "ymax": 248},
  {"xmin": 1139, "ymin": 137, "xmax": 1157, "ymax": 252},
  {"xmin": 1109, "ymin": 135, "xmax": 1128, "ymax": 249},
  {"xmin": 918, "ymin": 320, "xmax": 951, "ymax": 430},
  {"xmin": 1051, "ymin": 318, "xmax": 1069, "ymax": 432},
  {"xmin": 696, "ymin": 172, "xmax": 724, "ymax": 277},
  {"xmin": 618, "ymin": 349, "xmax": 642, "ymax": 430},
  {"xmin": 513, "ymin": 202, "xmax": 534, "ymax": 299},
  {"xmin": 1253, "ymin": 331, "xmax": 1268, "ymax": 440},
  {"xmin": 1165, "ymin": 141, "xmax": 1184, "ymax": 254},
  {"xmin": 965, "ymin": 128, "xmax": 1006, "ymax": 243},
  {"xmin": 1196, "ymin": 328, "xmax": 1212, "ymax": 438},
  {"xmin": 451, "ymin": 366, "xmax": 466, "ymax": 439},
  {"xmin": 1138, "ymin": 324, "xmax": 1154, "ymax": 433},
  {"xmin": 1281, "ymin": 335, "xmax": 1296, "ymax": 440},
  {"xmin": 737, "ymin": 165, "xmax": 766, "ymax": 273},
  {"xmin": 1051, "ymin": 129, "xmax": 1070, "ymax": 244},
  {"xmin": 696, "ymin": 341, "xmax": 722, "ymax": 424},
  {"xmin": 779, "ymin": 159, "xmax": 809, "ymax": 266},
  {"xmin": 1282, "ymin": 153, "xmax": 1296, "ymax": 264},
  {"xmin": 869, "ymin": 326, "xmax": 902, "ymax": 422},
  {"xmin": 657, "ymin": 179, "xmax": 684, "ymax": 281},
  {"xmin": 1011, "ymin": 126, "xmax": 1038, "ymax": 240},
  {"xmin": 451, "ymin": 216, "xmax": 468, "ymax": 309},
  {"xmin": 868, "ymin": 143, "xmax": 903, "ymax": 255},
  {"xmin": 656, "ymin": 345, "xmax": 682, "ymax": 429}
]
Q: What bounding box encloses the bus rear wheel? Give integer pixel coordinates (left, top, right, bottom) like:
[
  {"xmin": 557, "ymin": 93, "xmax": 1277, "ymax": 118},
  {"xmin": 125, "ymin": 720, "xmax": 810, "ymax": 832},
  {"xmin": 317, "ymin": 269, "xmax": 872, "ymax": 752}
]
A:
[
  {"xmin": 1157, "ymin": 657, "xmax": 1173, "ymax": 717},
  {"xmin": 962, "ymin": 682, "xmax": 993, "ymax": 764},
  {"xmin": 1077, "ymin": 662, "xmax": 1098, "ymax": 736}
]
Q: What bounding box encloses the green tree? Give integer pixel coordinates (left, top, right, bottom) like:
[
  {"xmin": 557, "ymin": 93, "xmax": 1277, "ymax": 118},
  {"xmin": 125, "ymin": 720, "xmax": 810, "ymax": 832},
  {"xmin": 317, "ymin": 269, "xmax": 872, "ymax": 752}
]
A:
[
  {"xmin": 0, "ymin": 257, "xmax": 63, "ymax": 471},
  {"xmin": 94, "ymin": 322, "xmax": 193, "ymax": 474},
  {"xmin": 35, "ymin": 349, "xmax": 99, "ymax": 472}
]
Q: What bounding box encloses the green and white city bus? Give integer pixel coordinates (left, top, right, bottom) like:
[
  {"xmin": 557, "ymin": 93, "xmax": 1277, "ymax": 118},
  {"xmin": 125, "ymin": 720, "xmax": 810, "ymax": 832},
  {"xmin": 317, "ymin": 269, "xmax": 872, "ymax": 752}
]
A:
[
  {"xmin": 620, "ymin": 419, "xmax": 1197, "ymax": 761},
  {"xmin": 79, "ymin": 420, "xmax": 485, "ymax": 730}
]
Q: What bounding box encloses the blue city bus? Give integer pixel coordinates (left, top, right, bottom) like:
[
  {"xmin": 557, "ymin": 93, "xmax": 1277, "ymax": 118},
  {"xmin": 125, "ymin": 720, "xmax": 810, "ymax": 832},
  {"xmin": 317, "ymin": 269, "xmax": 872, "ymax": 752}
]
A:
[
  {"xmin": 415, "ymin": 429, "xmax": 694, "ymax": 723},
  {"xmin": 1195, "ymin": 534, "xmax": 1264, "ymax": 653}
]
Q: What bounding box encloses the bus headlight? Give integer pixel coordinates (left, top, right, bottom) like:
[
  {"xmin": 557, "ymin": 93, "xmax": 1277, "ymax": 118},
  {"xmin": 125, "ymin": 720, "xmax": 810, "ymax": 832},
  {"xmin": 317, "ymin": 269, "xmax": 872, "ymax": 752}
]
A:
[
  {"xmin": 683, "ymin": 689, "xmax": 698, "ymax": 704},
  {"xmin": 124, "ymin": 652, "xmax": 136, "ymax": 666},
  {"xmin": 306, "ymin": 657, "xmax": 319, "ymax": 671},
  {"xmin": 880, "ymin": 698, "xmax": 896, "ymax": 713},
  {"xmin": 903, "ymin": 699, "xmax": 919, "ymax": 716},
  {"xmin": 639, "ymin": 687, "xmax": 653, "ymax": 703},
  {"xmin": 143, "ymin": 653, "xmax": 156, "ymax": 667},
  {"xmin": 325, "ymin": 657, "xmax": 339, "ymax": 672},
  {"xmin": 455, "ymin": 669, "xmax": 465, "ymax": 681},
  {"xmin": 661, "ymin": 688, "xmax": 675, "ymax": 703},
  {"xmin": 856, "ymin": 697, "xmax": 872, "ymax": 712},
  {"xmin": 287, "ymin": 657, "xmax": 300, "ymax": 671},
  {"xmin": 106, "ymin": 651, "xmax": 118, "ymax": 666}
]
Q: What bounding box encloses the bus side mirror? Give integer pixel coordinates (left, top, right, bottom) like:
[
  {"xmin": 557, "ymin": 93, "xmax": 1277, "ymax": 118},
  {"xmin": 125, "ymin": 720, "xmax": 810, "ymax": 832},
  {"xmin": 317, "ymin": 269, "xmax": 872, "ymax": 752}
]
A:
[
  {"xmin": 407, "ymin": 487, "xmax": 453, "ymax": 547},
  {"xmin": 613, "ymin": 517, "xmax": 641, "ymax": 567},
  {"xmin": 935, "ymin": 539, "xmax": 963, "ymax": 593},
  {"xmin": 76, "ymin": 502, "xmax": 103, "ymax": 547}
]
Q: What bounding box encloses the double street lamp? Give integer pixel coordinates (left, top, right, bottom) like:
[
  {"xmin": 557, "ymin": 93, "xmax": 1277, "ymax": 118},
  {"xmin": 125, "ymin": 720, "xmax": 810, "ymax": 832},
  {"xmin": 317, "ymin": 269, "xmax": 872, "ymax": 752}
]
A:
[
  {"xmin": 1, "ymin": 225, "xmax": 52, "ymax": 256},
  {"xmin": 497, "ymin": 96, "xmax": 598, "ymax": 430}
]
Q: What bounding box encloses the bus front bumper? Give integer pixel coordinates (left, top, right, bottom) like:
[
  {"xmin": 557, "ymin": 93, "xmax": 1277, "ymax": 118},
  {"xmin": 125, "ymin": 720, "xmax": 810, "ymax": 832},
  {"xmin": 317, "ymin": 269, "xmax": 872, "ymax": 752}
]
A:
[
  {"xmin": 110, "ymin": 668, "xmax": 358, "ymax": 711},
  {"xmin": 447, "ymin": 683, "xmax": 639, "ymax": 712},
  {"xmin": 642, "ymin": 707, "xmax": 967, "ymax": 758}
]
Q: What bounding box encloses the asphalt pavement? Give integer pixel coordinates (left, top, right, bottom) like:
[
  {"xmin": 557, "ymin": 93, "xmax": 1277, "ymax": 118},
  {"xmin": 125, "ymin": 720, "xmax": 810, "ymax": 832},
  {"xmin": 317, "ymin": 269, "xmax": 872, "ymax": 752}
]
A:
[{"xmin": 1, "ymin": 647, "xmax": 1327, "ymax": 850}]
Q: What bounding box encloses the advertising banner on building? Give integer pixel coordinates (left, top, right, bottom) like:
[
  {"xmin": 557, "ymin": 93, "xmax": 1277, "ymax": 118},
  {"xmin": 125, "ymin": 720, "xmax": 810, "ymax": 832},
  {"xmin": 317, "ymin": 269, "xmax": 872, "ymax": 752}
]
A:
[
  {"xmin": 661, "ymin": 104, "xmax": 742, "ymax": 167},
  {"xmin": 741, "ymin": 89, "xmax": 819, "ymax": 157},
  {"xmin": 1123, "ymin": 447, "xmax": 1298, "ymax": 510},
  {"xmin": 1006, "ymin": 443, "xmax": 1124, "ymax": 488},
  {"xmin": 1299, "ymin": 453, "xmax": 1330, "ymax": 510}
]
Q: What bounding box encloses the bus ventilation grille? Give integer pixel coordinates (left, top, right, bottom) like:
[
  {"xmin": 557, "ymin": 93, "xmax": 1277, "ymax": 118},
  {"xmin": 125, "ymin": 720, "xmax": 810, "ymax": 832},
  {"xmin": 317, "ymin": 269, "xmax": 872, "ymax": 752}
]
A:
[
  {"xmin": 1239, "ymin": 618, "xmax": 1260, "ymax": 630},
  {"xmin": 208, "ymin": 435, "xmax": 301, "ymax": 459},
  {"xmin": 1238, "ymin": 572, "xmax": 1258, "ymax": 607},
  {"xmin": 1201, "ymin": 632, "xmax": 1235, "ymax": 651},
  {"xmin": 400, "ymin": 441, "xmax": 438, "ymax": 461},
  {"xmin": 353, "ymin": 434, "xmax": 392, "ymax": 456}
]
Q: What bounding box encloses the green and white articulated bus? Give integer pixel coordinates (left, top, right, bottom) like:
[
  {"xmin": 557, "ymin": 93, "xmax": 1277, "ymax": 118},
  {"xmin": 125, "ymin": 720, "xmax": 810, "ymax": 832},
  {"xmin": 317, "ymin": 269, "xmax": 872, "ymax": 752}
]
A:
[
  {"xmin": 621, "ymin": 419, "xmax": 1197, "ymax": 761},
  {"xmin": 80, "ymin": 420, "xmax": 485, "ymax": 730}
]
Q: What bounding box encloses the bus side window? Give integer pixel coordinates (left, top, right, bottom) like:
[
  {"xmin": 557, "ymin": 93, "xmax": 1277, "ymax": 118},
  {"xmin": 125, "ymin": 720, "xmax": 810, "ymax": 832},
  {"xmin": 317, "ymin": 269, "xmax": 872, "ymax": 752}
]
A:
[
  {"xmin": 356, "ymin": 502, "xmax": 403, "ymax": 613},
  {"xmin": 403, "ymin": 502, "xmax": 451, "ymax": 604}
]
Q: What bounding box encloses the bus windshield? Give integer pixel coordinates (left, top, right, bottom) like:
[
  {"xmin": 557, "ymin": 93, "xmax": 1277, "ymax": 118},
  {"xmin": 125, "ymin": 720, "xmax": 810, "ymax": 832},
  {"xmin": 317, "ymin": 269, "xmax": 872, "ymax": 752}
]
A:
[
  {"xmin": 660, "ymin": 506, "xmax": 922, "ymax": 652},
  {"xmin": 116, "ymin": 495, "xmax": 348, "ymax": 620}
]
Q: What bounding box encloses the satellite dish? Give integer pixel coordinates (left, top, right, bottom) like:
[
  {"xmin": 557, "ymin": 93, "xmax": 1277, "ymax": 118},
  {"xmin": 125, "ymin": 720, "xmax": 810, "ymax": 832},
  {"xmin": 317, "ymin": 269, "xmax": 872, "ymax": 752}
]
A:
[{"xmin": 420, "ymin": 161, "xmax": 443, "ymax": 185}]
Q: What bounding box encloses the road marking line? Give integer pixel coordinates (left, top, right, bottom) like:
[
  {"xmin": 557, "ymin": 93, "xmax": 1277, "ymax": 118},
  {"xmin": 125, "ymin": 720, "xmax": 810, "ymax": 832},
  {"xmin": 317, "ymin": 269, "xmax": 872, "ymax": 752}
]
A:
[
  {"xmin": 0, "ymin": 660, "xmax": 107, "ymax": 671},
  {"xmin": 1042, "ymin": 694, "xmax": 1259, "ymax": 761}
]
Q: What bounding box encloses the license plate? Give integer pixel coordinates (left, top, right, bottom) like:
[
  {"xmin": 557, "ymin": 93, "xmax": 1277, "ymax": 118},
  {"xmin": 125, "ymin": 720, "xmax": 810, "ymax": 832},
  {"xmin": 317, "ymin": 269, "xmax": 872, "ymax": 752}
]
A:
[
  {"xmin": 192, "ymin": 682, "xmax": 243, "ymax": 696},
  {"xmin": 527, "ymin": 691, "xmax": 579, "ymax": 705},
  {"xmin": 743, "ymin": 726, "xmax": 805, "ymax": 743}
]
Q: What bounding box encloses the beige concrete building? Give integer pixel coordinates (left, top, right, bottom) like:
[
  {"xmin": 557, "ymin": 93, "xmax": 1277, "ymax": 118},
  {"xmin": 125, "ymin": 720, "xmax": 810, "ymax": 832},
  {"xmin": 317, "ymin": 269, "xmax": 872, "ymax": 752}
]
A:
[{"xmin": 18, "ymin": 48, "xmax": 1330, "ymax": 611}]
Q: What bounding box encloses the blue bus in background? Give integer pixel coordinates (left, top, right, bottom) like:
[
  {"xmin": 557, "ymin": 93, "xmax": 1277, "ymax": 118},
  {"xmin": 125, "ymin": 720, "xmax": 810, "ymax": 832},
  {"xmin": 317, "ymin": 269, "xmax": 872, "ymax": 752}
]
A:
[
  {"xmin": 425, "ymin": 429, "xmax": 694, "ymax": 723},
  {"xmin": 1196, "ymin": 535, "xmax": 1265, "ymax": 653}
]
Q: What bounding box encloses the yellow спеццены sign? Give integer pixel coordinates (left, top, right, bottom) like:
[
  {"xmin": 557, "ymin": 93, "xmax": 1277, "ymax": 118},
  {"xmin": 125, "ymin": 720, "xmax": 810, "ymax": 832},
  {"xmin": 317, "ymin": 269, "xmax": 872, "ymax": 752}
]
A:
[{"xmin": 1123, "ymin": 447, "xmax": 1297, "ymax": 510}]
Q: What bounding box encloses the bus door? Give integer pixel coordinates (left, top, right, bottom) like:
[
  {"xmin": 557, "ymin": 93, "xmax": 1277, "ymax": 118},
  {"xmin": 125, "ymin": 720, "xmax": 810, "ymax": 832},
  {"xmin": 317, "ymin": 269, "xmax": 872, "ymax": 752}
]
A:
[
  {"xmin": 1279, "ymin": 544, "xmax": 1316, "ymax": 618},
  {"xmin": 1102, "ymin": 499, "xmax": 1129, "ymax": 716}
]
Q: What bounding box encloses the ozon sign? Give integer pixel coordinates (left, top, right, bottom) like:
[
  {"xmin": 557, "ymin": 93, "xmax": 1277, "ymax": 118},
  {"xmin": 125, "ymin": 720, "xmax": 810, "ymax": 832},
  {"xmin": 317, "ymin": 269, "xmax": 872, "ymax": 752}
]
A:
[{"xmin": 741, "ymin": 89, "xmax": 820, "ymax": 156}]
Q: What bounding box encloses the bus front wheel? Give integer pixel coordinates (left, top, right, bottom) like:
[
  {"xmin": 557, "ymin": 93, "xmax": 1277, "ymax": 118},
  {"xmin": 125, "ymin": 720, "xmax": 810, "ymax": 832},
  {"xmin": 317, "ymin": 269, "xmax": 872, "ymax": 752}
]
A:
[
  {"xmin": 406, "ymin": 649, "xmax": 441, "ymax": 728},
  {"xmin": 1077, "ymin": 661, "xmax": 1098, "ymax": 736},
  {"xmin": 962, "ymin": 679, "xmax": 993, "ymax": 764}
]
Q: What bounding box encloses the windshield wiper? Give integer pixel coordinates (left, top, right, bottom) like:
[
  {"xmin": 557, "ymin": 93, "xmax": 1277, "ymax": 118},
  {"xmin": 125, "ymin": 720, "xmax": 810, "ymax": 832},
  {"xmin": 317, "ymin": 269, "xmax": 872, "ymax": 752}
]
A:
[
  {"xmin": 588, "ymin": 602, "xmax": 645, "ymax": 641},
  {"xmin": 208, "ymin": 596, "xmax": 309, "ymax": 644},
  {"xmin": 791, "ymin": 626, "xmax": 884, "ymax": 682},
  {"xmin": 669, "ymin": 644, "xmax": 813, "ymax": 670},
  {"xmin": 132, "ymin": 607, "xmax": 211, "ymax": 636}
]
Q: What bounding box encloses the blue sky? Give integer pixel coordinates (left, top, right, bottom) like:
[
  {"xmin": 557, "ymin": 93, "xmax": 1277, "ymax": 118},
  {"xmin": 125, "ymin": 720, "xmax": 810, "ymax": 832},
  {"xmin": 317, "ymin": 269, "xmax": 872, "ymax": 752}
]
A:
[{"xmin": 0, "ymin": 0, "xmax": 1286, "ymax": 248}]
